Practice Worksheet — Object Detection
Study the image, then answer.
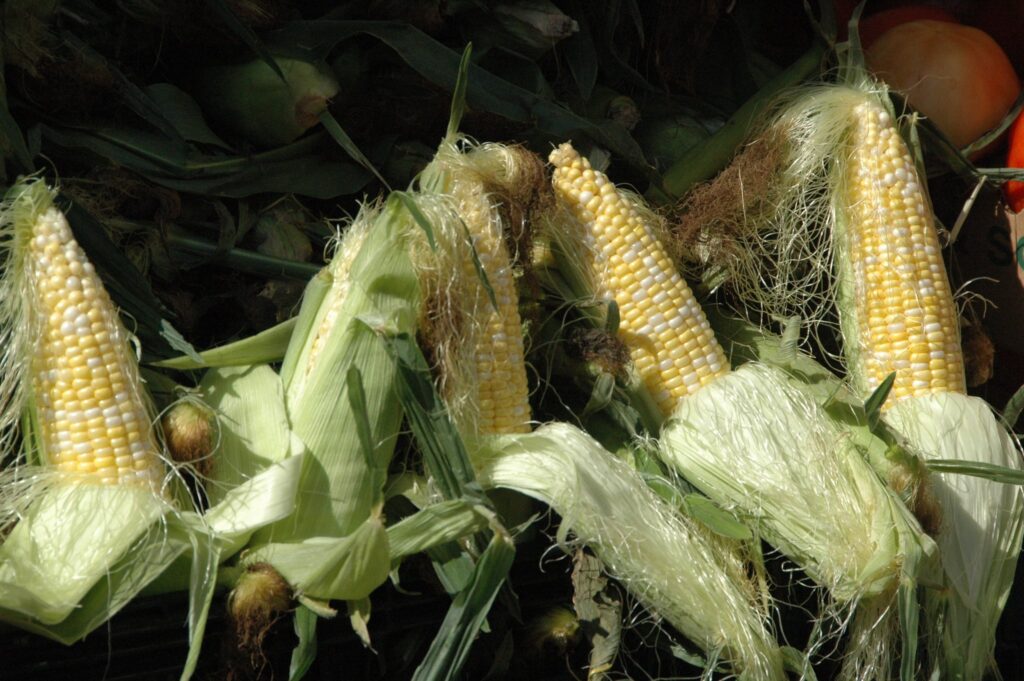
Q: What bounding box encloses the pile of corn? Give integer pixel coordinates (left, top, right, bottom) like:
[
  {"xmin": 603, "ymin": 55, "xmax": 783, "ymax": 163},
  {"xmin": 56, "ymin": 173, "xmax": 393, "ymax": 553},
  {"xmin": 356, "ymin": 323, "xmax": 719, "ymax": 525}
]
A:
[{"xmin": 2, "ymin": 39, "xmax": 1023, "ymax": 681}]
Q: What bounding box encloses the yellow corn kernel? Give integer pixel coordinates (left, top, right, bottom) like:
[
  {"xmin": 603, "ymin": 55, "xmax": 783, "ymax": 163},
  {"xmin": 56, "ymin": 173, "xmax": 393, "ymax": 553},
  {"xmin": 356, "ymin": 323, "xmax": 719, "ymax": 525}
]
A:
[
  {"xmin": 549, "ymin": 143, "xmax": 729, "ymax": 416},
  {"xmin": 28, "ymin": 206, "xmax": 163, "ymax": 487},
  {"xmin": 844, "ymin": 102, "xmax": 966, "ymax": 402},
  {"xmin": 449, "ymin": 172, "xmax": 532, "ymax": 435}
]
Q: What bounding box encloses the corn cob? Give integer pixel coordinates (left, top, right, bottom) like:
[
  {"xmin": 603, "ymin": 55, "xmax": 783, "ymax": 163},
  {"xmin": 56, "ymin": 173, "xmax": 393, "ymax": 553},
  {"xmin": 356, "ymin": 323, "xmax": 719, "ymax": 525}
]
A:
[
  {"xmin": 839, "ymin": 100, "xmax": 966, "ymax": 402},
  {"xmin": 550, "ymin": 143, "xmax": 728, "ymax": 416},
  {"xmin": 26, "ymin": 200, "xmax": 164, "ymax": 486},
  {"xmin": 428, "ymin": 142, "xmax": 532, "ymax": 435}
]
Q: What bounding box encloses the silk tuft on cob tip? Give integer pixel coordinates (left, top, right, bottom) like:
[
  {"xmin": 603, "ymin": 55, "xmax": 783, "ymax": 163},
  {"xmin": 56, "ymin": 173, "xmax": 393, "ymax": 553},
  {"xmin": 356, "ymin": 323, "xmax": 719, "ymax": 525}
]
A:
[{"xmin": 415, "ymin": 138, "xmax": 542, "ymax": 436}]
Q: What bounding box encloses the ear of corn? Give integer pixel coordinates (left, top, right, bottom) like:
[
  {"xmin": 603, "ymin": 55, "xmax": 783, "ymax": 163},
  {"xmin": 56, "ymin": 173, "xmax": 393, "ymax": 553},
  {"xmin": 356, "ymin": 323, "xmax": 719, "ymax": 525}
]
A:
[
  {"xmin": 759, "ymin": 81, "xmax": 1024, "ymax": 681},
  {"xmin": 0, "ymin": 179, "xmax": 176, "ymax": 629},
  {"xmin": 194, "ymin": 56, "xmax": 340, "ymax": 148},
  {"xmin": 236, "ymin": 194, "xmax": 421, "ymax": 607},
  {"xmin": 549, "ymin": 143, "xmax": 728, "ymax": 417},
  {"xmin": 0, "ymin": 181, "xmax": 298, "ymax": 657},
  {"xmin": 416, "ymin": 139, "xmax": 535, "ymax": 436},
  {"xmin": 837, "ymin": 98, "xmax": 966, "ymax": 402}
]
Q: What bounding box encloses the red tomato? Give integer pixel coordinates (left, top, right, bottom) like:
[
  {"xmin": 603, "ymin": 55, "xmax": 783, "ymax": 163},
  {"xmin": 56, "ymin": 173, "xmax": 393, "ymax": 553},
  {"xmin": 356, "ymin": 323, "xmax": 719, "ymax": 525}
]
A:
[
  {"xmin": 857, "ymin": 7, "xmax": 957, "ymax": 48},
  {"xmin": 866, "ymin": 20, "xmax": 1020, "ymax": 150}
]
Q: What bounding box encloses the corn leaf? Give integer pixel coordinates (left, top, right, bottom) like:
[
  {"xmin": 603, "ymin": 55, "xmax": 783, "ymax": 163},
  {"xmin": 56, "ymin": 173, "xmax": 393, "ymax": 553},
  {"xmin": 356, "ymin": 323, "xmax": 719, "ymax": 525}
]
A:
[
  {"xmin": 41, "ymin": 125, "xmax": 371, "ymax": 199},
  {"xmin": 384, "ymin": 333, "xmax": 479, "ymax": 502},
  {"xmin": 319, "ymin": 110, "xmax": 389, "ymax": 187},
  {"xmin": 289, "ymin": 605, "xmax": 319, "ymax": 681},
  {"xmin": 154, "ymin": 318, "xmax": 297, "ymax": 370},
  {"xmin": 411, "ymin": 529, "xmax": 515, "ymax": 681},
  {"xmin": 143, "ymin": 83, "xmax": 231, "ymax": 149},
  {"xmin": 264, "ymin": 21, "xmax": 653, "ymax": 174},
  {"xmin": 207, "ymin": 0, "xmax": 285, "ymax": 80}
]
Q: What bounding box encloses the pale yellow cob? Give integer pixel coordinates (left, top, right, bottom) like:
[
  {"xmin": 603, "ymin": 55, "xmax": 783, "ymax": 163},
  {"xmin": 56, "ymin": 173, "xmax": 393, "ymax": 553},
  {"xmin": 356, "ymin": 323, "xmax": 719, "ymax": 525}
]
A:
[
  {"xmin": 448, "ymin": 162, "xmax": 531, "ymax": 435},
  {"xmin": 549, "ymin": 143, "xmax": 729, "ymax": 416},
  {"xmin": 842, "ymin": 101, "xmax": 966, "ymax": 403},
  {"xmin": 28, "ymin": 206, "xmax": 163, "ymax": 486}
]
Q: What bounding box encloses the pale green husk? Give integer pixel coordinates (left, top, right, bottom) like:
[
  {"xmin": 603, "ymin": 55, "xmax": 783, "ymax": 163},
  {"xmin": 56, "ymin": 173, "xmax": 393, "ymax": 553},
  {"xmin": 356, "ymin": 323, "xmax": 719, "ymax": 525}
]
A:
[
  {"xmin": 661, "ymin": 362, "xmax": 929, "ymax": 602},
  {"xmin": 238, "ymin": 194, "xmax": 423, "ymax": 607},
  {"xmin": 659, "ymin": 362, "xmax": 936, "ymax": 680},
  {"xmin": 888, "ymin": 394, "xmax": 1024, "ymax": 680},
  {"xmin": 474, "ymin": 422, "xmax": 786, "ymax": 681}
]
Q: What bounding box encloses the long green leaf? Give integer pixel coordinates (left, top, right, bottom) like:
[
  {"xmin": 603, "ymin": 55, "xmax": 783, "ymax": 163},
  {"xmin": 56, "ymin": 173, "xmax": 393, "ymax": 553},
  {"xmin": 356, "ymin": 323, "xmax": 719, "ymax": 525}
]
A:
[
  {"xmin": 927, "ymin": 459, "xmax": 1024, "ymax": 485},
  {"xmin": 265, "ymin": 21, "xmax": 652, "ymax": 174},
  {"xmin": 411, "ymin": 530, "xmax": 515, "ymax": 681},
  {"xmin": 319, "ymin": 110, "xmax": 389, "ymax": 188},
  {"xmin": 382, "ymin": 333, "xmax": 478, "ymax": 501}
]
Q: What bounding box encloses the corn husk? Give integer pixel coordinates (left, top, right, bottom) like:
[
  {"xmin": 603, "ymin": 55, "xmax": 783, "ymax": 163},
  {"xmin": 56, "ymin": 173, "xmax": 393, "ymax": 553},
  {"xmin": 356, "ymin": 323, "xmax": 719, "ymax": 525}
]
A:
[
  {"xmin": 888, "ymin": 394, "xmax": 1024, "ymax": 680},
  {"xmin": 195, "ymin": 56, "xmax": 339, "ymax": 147},
  {"xmin": 474, "ymin": 423, "xmax": 786, "ymax": 681}
]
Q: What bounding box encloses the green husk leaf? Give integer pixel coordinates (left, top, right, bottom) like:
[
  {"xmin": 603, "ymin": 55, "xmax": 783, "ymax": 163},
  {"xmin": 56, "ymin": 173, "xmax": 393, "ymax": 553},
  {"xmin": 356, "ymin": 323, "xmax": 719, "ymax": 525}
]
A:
[
  {"xmin": 447, "ymin": 44, "xmax": 472, "ymax": 140},
  {"xmin": 864, "ymin": 372, "xmax": 895, "ymax": 430},
  {"xmin": 386, "ymin": 500, "xmax": 492, "ymax": 564},
  {"xmin": 683, "ymin": 494, "xmax": 753, "ymax": 541},
  {"xmin": 888, "ymin": 393, "xmax": 1024, "ymax": 680},
  {"xmin": 411, "ymin": 528, "xmax": 516, "ymax": 681},
  {"xmin": 661, "ymin": 362, "xmax": 932, "ymax": 601},
  {"xmin": 250, "ymin": 513, "xmax": 390, "ymax": 601},
  {"xmin": 289, "ymin": 605, "xmax": 319, "ymax": 681},
  {"xmin": 0, "ymin": 484, "xmax": 168, "ymax": 625},
  {"xmin": 154, "ymin": 317, "xmax": 298, "ymax": 369},
  {"xmin": 475, "ymin": 423, "xmax": 786, "ymax": 680},
  {"xmin": 198, "ymin": 363, "xmax": 294, "ymax": 506},
  {"xmin": 383, "ymin": 333, "xmax": 478, "ymax": 502}
]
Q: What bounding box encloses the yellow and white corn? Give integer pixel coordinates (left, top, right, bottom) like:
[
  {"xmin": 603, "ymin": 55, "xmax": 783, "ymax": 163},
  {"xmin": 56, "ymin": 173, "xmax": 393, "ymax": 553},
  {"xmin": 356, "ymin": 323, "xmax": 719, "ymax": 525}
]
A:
[
  {"xmin": 763, "ymin": 81, "xmax": 1024, "ymax": 681},
  {"xmin": 840, "ymin": 100, "xmax": 965, "ymax": 402},
  {"xmin": 27, "ymin": 203, "xmax": 163, "ymax": 486},
  {"xmin": 550, "ymin": 143, "xmax": 728, "ymax": 416}
]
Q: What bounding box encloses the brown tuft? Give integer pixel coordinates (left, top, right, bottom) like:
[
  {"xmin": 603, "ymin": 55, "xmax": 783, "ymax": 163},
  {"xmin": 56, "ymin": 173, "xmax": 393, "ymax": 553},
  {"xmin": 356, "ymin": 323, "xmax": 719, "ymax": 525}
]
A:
[
  {"xmin": 962, "ymin": 324, "xmax": 995, "ymax": 388},
  {"xmin": 567, "ymin": 328, "xmax": 631, "ymax": 377},
  {"xmin": 227, "ymin": 562, "xmax": 293, "ymax": 675},
  {"xmin": 484, "ymin": 146, "xmax": 553, "ymax": 272},
  {"xmin": 888, "ymin": 465, "xmax": 943, "ymax": 537},
  {"xmin": 667, "ymin": 132, "xmax": 786, "ymax": 269},
  {"xmin": 162, "ymin": 399, "xmax": 216, "ymax": 477}
]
